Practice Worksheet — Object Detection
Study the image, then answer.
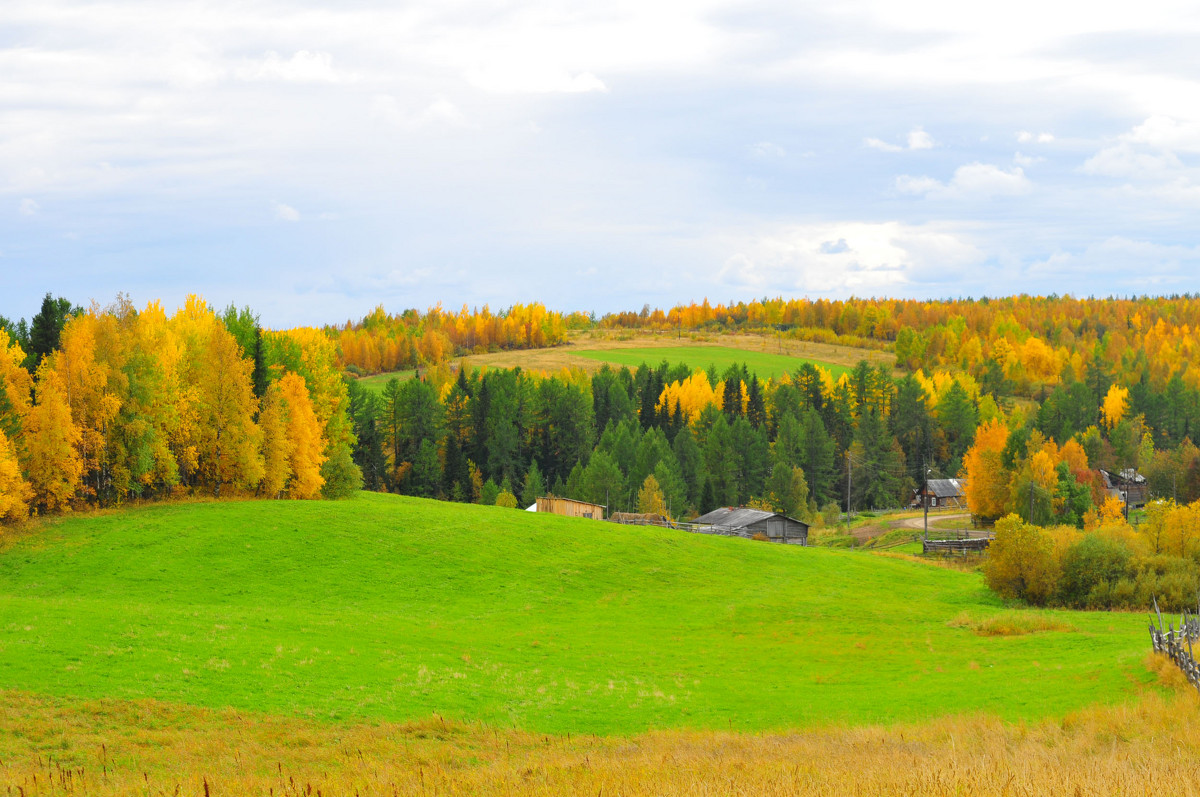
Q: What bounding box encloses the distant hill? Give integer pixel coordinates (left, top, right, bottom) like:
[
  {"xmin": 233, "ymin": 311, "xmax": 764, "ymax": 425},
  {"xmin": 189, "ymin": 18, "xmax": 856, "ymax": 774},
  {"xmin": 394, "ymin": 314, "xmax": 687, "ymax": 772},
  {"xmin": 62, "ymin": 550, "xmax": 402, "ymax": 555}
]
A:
[{"xmin": 0, "ymin": 492, "xmax": 1148, "ymax": 734}]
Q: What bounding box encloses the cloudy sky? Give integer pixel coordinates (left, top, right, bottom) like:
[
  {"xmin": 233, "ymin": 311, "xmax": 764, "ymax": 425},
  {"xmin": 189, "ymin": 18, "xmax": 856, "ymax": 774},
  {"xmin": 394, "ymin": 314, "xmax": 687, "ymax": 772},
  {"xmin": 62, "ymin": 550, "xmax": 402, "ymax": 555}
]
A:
[{"xmin": 3, "ymin": 0, "xmax": 1200, "ymax": 327}]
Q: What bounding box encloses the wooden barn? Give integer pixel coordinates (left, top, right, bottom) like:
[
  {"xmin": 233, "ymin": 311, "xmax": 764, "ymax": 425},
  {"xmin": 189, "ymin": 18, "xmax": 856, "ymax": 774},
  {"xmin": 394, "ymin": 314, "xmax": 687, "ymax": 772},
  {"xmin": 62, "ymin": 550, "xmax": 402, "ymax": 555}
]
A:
[
  {"xmin": 692, "ymin": 507, "xmax": 809, "ymax": 545},
  {"xmin": 910, "ymin": 478, "xmax": 966, "ymax": 510},
  {"xmin": 534, "ymin": 496, "xmax": 606, "ymax": 520},
  {"xmin": 1100, "ymin": 469, "xmax": 1148, "ymax": 508}
]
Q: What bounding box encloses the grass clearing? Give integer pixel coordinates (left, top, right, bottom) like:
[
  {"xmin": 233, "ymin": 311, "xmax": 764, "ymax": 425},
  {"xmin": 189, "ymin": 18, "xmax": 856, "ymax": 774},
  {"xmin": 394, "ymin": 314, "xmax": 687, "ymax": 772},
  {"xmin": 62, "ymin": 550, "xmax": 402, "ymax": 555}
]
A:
[
  {"xmin": 351, "ymin": 331, "xmax": 896, "ymax": 391},
  {"xmin": 0, "ymin": 492, "xmax": 1152, "ymax": 736},
  {"xmin": 572, "ymin": 344, "xmax": 851, "ymax": 381}
]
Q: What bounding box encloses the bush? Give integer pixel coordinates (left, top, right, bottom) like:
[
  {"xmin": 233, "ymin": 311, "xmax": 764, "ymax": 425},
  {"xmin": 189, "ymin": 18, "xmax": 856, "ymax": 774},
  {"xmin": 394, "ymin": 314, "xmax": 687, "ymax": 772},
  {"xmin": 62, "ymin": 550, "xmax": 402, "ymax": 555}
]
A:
[
  {"xmin": 320, "ymin": 442, "xmax": 363, "ymax": 499},
  {"xmin": 983, "ymin": 515, "xmax": 1060, "ymax": 605},
  {"xmin": 1059, "ymin": 534, "xmax": 1133, "ymax": 609}
]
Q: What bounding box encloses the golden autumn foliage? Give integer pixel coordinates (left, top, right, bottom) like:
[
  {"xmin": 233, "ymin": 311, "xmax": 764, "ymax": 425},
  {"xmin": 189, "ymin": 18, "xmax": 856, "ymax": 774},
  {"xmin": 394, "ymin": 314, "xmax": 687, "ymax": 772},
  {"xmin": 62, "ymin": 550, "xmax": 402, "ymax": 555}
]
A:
[
  {"xmin": 656, "ymin": 372, "xmax": 721, "ymax": 423},
  {"xmin": 962, "ymin": 419, "xmax": 1008, "ymax": 519},
  {"xmin": 1102, "ymin": 384, "xmax": 1130, "ymax": 429},
  {"xmin": 0, "ymin": 428, "xmax": 33, "ymax": 522},
  {"xmin": 22, "ymin": 365, "xmax": 83, "ymax": 511},
  {"xmin": 600, "ymin": 295, "xmax": 1200, "ymax": 401},
  {"xmin": 44, "ymin": 311, "xmax": 122, "ymax": 498},
  {"xmin": 278, "ymin": 372, "xmax": 327, "ymax": 499},
  {"xmin": 333, "ymin": 303, "xmax": 569, "ymax": 374},
  {"xmin": 191, "ymin": 312, "xmax": 263, "ymax": 496},
  {"xmin": 0, "ymin": 329, "xmax": 33, "ymax": 431},
  {"xmin": 258, "ymin": 382, "xmax": 291, "ymax": 499},
  {"xmin": 636, "ymin": 473, "xmax": 668, "ymax": 517},
  {"xmin": 0, "ymin": 295, "xmax": 355, "ymax": 519}
]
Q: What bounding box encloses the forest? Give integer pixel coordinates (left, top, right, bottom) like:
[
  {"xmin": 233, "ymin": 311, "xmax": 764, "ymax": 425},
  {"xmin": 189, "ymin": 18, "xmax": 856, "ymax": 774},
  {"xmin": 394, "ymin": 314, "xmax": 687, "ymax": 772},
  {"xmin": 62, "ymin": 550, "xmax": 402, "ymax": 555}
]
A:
[
  {"xmin": 5, "ymin": 293, "xmax": 1200, "ymax": 525},
  {"xmin": 5, "ymin": 292, "xmax": 1200, "ymax": 608}
]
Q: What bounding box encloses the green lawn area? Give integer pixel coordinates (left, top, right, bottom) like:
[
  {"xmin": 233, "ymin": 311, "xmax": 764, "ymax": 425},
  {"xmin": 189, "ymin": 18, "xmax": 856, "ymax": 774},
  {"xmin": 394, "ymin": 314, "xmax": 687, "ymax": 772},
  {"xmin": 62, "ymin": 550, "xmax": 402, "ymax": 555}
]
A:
[
  {"xmin": 0, "ymin": 493, "xmax": 1149, "ymax": 735},
  {"xmin": 573, "ymin": 345, "xmax": 852, "ymax": 381},
  {"xmin": 353, "ymin": 370, "xmax": 416, "ymax": 393}
]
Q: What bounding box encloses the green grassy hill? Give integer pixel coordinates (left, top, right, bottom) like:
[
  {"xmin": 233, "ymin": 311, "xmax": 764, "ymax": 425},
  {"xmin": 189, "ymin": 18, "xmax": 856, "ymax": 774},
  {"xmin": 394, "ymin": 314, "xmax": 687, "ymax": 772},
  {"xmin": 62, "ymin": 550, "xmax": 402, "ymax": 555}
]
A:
[
  {"xmin": 573, "ymin": 344, "xmax": 852, "ymax": 380},
  {"xmin": 0, "ymin": 493, "xmax": 1150, "ymax": 734}
]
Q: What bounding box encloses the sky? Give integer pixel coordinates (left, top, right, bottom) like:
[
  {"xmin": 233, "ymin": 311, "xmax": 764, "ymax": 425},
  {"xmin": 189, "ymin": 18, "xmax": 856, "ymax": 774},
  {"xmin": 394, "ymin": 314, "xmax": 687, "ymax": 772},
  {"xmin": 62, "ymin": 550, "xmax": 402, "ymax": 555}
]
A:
[{"xmin": 3, "ymin": 0, "xmax": 1200, "ymax": 328}]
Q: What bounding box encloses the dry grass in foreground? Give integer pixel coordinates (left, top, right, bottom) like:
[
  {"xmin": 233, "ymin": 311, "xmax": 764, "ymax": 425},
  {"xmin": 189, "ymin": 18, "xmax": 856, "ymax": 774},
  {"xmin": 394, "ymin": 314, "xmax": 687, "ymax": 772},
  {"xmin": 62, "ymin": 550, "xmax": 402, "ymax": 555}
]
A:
[{"xmin": 4, "ymin": 675, "xmax": 1200, "ymax": 796}]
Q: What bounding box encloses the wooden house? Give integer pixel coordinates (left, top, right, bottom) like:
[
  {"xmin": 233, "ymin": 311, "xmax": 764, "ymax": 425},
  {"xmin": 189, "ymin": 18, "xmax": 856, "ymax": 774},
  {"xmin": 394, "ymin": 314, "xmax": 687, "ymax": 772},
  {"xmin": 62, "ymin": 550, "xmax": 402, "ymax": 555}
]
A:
[
  {"xmin": 1100, "ymin": 469, "xmax": 1148, "ymax": 508},
  {"xmin": 692, "ymin": 507, "xmax": 809, "ymax": 545},
  {"xmin": 910, "ymin": 478, "xmax": 966, "ymax": 510},
  {"xmin": 534, "ymin": 496, "xmax": 606, "ymax": 520}
]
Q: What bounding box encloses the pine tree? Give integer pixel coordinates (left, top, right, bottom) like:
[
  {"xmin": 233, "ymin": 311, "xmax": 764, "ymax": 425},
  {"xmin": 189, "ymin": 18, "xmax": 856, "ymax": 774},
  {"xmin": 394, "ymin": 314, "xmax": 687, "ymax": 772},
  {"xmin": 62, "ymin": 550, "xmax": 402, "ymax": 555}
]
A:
[
  {"xmin": 521, "ymin": 460, "xmax": 545, "ymax": 507},
  {"xmin": 320, "ymin": 441, "xmax": 363, "ymax": 498}
]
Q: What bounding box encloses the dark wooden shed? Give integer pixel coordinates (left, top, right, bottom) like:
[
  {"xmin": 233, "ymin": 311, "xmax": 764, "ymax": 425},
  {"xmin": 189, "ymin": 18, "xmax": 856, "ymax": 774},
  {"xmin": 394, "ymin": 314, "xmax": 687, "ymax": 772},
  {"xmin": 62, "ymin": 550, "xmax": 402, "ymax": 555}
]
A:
[
  {"xmin": 910, "ymin": 478, "xmax": 966, "ymax": 510},
  {"xmin": 692, "ymin": 507, "xmax": 809, "ymax": 545},
  {"xmin": 1100, "ymin": 469, "xmax": 1148, "ymax": 508}
]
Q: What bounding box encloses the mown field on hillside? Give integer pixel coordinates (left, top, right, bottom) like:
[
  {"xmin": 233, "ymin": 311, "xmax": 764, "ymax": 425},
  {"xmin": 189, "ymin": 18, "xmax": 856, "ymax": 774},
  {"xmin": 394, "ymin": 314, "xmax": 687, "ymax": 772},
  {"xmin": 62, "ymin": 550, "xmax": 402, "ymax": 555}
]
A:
[
  {"xmin": 571, "ymin": 344, "xmax": 852, "ymax": 380},
  {"xmin": 352, "ymin": 331, "xmax": 892, "ymax": 391},
  {"xmin": 0, "ymin": 493, "xmax": 1150, "ymax": 736}
]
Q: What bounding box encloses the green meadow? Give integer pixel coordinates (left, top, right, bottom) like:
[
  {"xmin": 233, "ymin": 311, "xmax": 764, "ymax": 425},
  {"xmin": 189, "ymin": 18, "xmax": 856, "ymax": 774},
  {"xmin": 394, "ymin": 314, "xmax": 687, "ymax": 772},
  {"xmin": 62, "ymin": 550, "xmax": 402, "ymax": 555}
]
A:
[
  {"xmin": 573, "ymin": 345, "xmax": 852, "ymax": 381},
  {"xmin": 353, "ymin": 369, "xmax": 417, "ymax": 393},
  {"xmin": 0, "ymin": 493, "xmax": 1149, "ymax": 735}
]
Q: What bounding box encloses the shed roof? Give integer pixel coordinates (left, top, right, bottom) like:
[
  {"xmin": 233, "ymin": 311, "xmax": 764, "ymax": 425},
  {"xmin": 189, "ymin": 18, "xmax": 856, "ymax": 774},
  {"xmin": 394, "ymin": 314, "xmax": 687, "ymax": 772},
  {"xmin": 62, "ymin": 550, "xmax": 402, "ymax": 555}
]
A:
[
  {"xmin": 692, "ymin": 506, "xmax": 807, "ymax": 529},
  {"xmin": 1100, "ymin": 468, "xmax": 1145, "ymax": 485},
  {"xmin": 923, "ymin": 479, "xmax": 963, "ymax": 498}
]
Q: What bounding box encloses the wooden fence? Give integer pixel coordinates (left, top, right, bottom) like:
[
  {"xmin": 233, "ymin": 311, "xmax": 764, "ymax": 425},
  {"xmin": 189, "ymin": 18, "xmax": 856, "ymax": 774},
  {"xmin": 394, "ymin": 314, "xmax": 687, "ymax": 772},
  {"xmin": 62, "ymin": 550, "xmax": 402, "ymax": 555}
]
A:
[
  {"xmin": 1148, "ymin": 596, "xmax": 1200, "ymax": 692},
  {"xmin": 922, "ymin": 537, "xmax": 992, "ymax": 555},
  {"xmin": 921, "ymin": 528, "xmax": 993, "ymax": 555}
]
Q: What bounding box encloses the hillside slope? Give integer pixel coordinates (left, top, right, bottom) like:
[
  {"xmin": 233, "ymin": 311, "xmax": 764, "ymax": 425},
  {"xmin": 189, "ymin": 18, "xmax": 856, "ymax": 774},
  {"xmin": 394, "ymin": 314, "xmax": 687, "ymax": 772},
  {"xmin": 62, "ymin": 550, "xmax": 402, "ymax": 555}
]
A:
[{"xmin": 0, "ymin": 493, "xmax": 1149, "ymax": 733}]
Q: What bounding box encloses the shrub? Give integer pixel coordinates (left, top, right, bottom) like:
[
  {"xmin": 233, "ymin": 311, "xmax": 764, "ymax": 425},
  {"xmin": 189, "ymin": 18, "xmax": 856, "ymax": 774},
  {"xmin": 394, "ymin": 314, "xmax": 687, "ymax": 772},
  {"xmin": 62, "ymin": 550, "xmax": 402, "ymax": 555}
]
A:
[
  {"xmin": 1059, "ymin": 534, "xmax": 1134, "ymax": 609},
  {"xmin": 984, "ymin": 515, "xmax": 1060, "ymax": 605},
  {"xmin": 320, "ymin": 442, "xmax": 363, "ymax": 499}
]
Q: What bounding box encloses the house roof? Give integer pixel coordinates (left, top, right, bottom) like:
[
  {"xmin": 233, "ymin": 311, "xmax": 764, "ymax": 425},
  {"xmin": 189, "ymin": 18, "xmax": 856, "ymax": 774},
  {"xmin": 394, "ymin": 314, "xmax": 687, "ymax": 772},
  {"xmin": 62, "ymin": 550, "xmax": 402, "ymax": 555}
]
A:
[
  {"xmin": 923, "ymin": 479, "xmax": 963, "ymax": 498},
  {"xmin": 692, "ymin": 506, "xmax": 808, "ymax": 529},
  {"xmin": 1100, "ymin": 468, "xmax": 1145, "ymax": 485}
]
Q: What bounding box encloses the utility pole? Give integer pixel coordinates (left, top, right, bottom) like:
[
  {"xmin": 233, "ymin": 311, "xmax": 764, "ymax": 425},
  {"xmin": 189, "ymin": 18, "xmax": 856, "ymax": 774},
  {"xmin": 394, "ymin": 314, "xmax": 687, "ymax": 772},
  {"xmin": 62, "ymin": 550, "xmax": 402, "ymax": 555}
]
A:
[
  {"xmin": 923, "ymin": 455, "xmax": 930, "ymax": 542},
  {"xmin": 1029, "ymin": 480, "xmax": 1035, "ymax": 525},
  {"xmin": 845, "ymin": 451, "xmax": 852, "ymax": 531}
]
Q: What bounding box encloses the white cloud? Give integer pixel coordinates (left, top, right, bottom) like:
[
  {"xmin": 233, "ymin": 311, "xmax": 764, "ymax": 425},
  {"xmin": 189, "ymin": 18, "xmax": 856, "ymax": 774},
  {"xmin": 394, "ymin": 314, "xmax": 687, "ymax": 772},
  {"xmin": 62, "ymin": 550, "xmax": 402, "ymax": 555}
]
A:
[
  {"xmin": 1080, "ymin": 115, "xmax": 1200, "ymax": 185},
  {"xmin": 1017, "ymin": 131, "xmax": 1054, "ymax": 144},
  {"xmin": 1081, "ymin": 144, "xmax": 1183, "ymax": 179},
  {"xmin": 238, "ymin": 51, "xmax": 345, "ymax": 84},
  {"xmin": 18, "ymin": 198, "xmax": 39, "ymax": 216},
  {"xmin": 897, "ymin": 163, "xmax": 1032, "ymax": 199},
  {"xmin": 865, "ymin": 127, "xmax": 935, "ymax": 152},
  {"xmin": 907, "ymin": 128, "xmax": 934, "ymax": 150},
  {"xmin": 865, "ymin": 137, "xmax": 904, "ymax": 153},
  {"xmin": 464, "ymin": 64, "xmax": 608, "ymax": 94},
  {"xmin": 273, "ymin": 202, "xmax": 300, "ymax": 222},
  {"xmin": 750, "ymin": 141, "xmax": 786, "ymax": 159},
  {"xmin": 370, "ymin": 95, "xmax": 466, "ymax": 129},
  {"xmin": 1030, "ymin": 237, "xmax": 1200, "ymax": 282},
  {"xmin": 1125, "ymin": 116, "xmax": 1200, "ymax": 152},
  {"xmin": 718, "ymin": 221, "xmax": 985, "ymax": 294},
  {"xmin": 1013, "ymin": 152, "xmax": 1044, "ymax": 167}
]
